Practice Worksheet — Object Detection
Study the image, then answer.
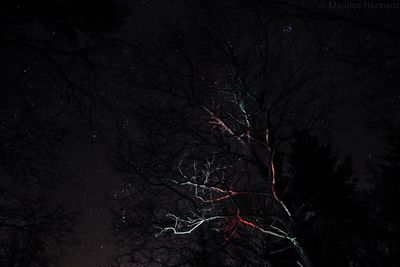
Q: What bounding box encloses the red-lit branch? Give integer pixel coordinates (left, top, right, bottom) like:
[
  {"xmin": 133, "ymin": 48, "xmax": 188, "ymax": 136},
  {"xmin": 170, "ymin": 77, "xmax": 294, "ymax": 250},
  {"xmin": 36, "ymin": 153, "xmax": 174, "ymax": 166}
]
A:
[
  {"xmin": 202, "ymin": 105, "xmax": 246, "ymax": 145},
  {"xmin": 157, "ymin": 209, "xmax": 303, "ymax": 256},
  {"xmin": 203, "ymin": 102, "xmax": 292, "ymax": 217},
  {"xmin": 179, "ymin": 181, "xmax": 239, "ymax": 203},
  {"xmin": 157, "ymin": 97, "xmax": 306, "ymax": 265},
  {"xmin": 265, "ymin": 129, "xmax": 292, "ymax": 217}
]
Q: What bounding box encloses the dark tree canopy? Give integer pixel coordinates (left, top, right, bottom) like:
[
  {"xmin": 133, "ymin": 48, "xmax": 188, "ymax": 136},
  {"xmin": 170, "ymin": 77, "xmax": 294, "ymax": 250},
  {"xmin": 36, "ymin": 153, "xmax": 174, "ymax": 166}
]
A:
[
  {"xmin": 371, "ymin": 123, "xmax": 400, "ymax": 266},
  {"xmin": 0, "ymin": 1, "xmax": 129, "ymax": 266},
  {"xmin": 1, "ymin": 0, "xmax": 400, "ymax": 266},
  {"xmin": 286, "ymin": 133, "xmax": 358, "ymax": 267}
]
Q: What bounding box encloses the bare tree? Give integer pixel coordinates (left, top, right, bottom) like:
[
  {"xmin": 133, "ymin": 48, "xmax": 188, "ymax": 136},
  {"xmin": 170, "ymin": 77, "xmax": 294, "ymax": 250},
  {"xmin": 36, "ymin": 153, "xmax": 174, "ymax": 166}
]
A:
[
  {"xmin": 0, "ymin": 1, "xmax": 128, "ymax": 265},
  {"xmin": 0, "ymin": 186, "xmax": 77, "ymax": 267},
  {"xmin": 110, "ymin": 2, "xmax": 336, "ymax": 266}
]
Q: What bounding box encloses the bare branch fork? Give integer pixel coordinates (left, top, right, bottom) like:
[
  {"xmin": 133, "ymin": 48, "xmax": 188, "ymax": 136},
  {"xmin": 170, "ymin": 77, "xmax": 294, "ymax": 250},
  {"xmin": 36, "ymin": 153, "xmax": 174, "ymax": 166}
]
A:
[
  {"xmin": 156, "ymin": 94, "xmax": 311, "ymax": 267},
  {"xmin": 203, "ymin": 98, "xmax": 291, "ymax": 217}
]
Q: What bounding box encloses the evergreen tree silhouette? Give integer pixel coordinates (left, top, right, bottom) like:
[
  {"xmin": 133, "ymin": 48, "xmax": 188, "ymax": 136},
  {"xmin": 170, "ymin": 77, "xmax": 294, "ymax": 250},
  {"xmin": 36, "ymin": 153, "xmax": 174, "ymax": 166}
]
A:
[
  {"xmin": 372, "ymin": 123, "xmax": 400, "ymax": 266},
  {"xmin": 286, "ymin": 133, "xmax": 357, "ymax": 267}
]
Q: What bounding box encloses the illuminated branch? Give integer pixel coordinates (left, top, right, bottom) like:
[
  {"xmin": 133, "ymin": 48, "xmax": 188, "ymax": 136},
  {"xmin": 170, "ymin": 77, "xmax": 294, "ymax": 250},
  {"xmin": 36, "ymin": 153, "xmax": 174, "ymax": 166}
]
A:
[
  {"xmin": 204, "ymin": 98, "xmax": 292, "ymax": 217},
  {"xmin": 202, "ymin": 105, "xmax": 245, "ymax": 145},
  {"xmin": 174, "ymin": 158, "xmax": 240, "ymax": 203},
  {"xmin": 179, "ymin": 181, "xmax": 239, "ymax": 203},
  {"xmin": 265, "ymin": 129, "xmax": 292, "ymax": 218},
  {"xmin": 156, "ymin": 213, "xmax": 226, "ymax": 236},
  {"xmin": 157, "ymin": 210, "xmax": 284, "ymax": 238},
  {"xmin": 156, "ymin": 97, "xmax": 308, "ymax": 266},
  {"xmin": 156, "ymin": 209, "xmax": 304, "ymax": 259}
]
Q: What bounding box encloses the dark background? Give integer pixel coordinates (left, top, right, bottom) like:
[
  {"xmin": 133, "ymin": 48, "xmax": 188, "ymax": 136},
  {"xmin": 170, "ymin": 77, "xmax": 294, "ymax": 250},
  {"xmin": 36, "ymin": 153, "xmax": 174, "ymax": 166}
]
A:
[{"xmin": 1, "ymin": 1, "xmax": 399, "ymax": 266}]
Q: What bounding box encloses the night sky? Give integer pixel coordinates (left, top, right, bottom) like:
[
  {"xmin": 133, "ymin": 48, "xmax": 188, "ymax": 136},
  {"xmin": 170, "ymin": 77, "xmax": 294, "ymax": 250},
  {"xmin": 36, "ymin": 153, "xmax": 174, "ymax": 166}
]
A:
[{"xmin": 1, "ymin": 1, "xmax": 399, "ymax": 267}]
